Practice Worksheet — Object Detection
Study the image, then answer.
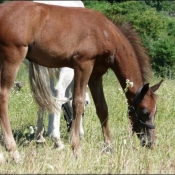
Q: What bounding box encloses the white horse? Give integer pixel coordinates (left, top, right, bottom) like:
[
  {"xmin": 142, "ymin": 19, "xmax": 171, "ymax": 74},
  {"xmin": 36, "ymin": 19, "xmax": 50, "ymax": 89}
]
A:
[{"xmin": 26, "ymin": 1, "xmax": 90, "ymax": 150}]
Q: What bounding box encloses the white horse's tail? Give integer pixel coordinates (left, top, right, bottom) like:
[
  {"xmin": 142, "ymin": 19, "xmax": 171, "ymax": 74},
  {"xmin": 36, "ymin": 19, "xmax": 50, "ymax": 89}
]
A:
[{"xmin": 29, "ymin": 62, "xmax": 60, "ymax": 114}]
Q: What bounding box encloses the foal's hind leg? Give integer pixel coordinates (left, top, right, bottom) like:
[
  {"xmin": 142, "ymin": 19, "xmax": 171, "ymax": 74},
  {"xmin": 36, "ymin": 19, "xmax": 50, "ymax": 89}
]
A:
[
  {"xmin": 0, "ymin": 62, "xmax": 22, "ymax": 163},
  {"xmin": 88, "ymin": 75, "xmax": 112, "ymax": 152},
  {"xmin": 0, "ymin": 47, "xmax": 27, "ymax": 163}
]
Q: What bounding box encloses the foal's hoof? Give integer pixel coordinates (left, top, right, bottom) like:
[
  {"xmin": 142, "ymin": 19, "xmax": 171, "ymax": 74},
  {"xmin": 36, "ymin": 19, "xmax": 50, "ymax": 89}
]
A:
[
  {"xmin": 73, "ymin": 150, "xmax": 78, "ymax": 160},
  {"xmin": 71, "ymin": 146, "xmax": 81, "ymax": 160},
  {"xmin": 100, "ymin": 144, "xmax": 113, "ymax": 154},
  {"xmin": 10, "ymin": 150, "xmax": 22, "ymax": 164},
  {"xmin": 0, "ymin": 153, "xmax": 5, "ymax": 164}
]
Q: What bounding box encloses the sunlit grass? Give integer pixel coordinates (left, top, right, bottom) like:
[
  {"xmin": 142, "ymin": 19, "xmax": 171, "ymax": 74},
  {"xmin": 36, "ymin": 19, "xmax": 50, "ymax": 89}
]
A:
[{"xmin": 0, "ymin": 65, "xmax": 175, "ymax": 174}]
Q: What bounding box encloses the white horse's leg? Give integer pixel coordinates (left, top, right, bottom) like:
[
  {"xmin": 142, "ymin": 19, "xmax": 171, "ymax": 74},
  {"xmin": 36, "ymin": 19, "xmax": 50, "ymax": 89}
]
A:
[
  {"xmin": 23, "ymin": 59, "xmax": 45, "ymax": 143},
  {"xmin": 0, "ymin": 147, "xmax": 5, "ymax": 164},
  {"xmin": 47, "ymin": 112, "xmax": 65, "ymax": 150},
  {"xmin": 35, "ymin": 107, "xmax": 45, "ymax": 143},
  {"xmin": 46, "ymin": 72, "xmax": 65, "ymax": 150},
  {"xmin": 47, "ymin": 71, "xmax": 55, "ymax": 136},
  {"xmin": 47, "ymin": 68, "xmax": 73, "ymax": 149}
]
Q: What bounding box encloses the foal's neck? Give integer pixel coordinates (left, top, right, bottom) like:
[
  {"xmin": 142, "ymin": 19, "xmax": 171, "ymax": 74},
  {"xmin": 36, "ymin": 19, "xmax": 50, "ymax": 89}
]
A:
[{"xmin": 111, "ymin": 54, "xmax": 144, "ymax": 105}]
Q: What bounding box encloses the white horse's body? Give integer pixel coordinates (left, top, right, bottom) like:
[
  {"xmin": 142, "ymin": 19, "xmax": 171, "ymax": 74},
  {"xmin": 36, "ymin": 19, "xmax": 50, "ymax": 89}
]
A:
[
  {"xmin": 34, "ymin": 1, "xmax": 84, "ymax": 7},
  {"xmin": 30, "ymin": 0, "xmax": 90, "ymax": 150}
]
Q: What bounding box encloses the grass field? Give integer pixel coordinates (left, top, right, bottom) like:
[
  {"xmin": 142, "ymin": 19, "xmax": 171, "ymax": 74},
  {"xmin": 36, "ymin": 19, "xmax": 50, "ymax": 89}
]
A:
[{"xmin": 0, "ymin": 64, "xmax": 175, "ymax": 174}]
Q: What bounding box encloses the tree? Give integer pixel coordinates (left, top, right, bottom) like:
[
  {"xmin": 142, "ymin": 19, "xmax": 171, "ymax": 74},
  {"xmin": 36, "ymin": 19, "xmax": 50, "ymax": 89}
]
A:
[{"xmin": 144, "ymin": 0, "xmax": 163, "ymax": 11}]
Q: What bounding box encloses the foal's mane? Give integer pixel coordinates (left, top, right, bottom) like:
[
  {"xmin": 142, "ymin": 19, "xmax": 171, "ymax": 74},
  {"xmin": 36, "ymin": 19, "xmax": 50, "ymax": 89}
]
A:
[{"xmin": 117, "ymin": 23, "xmax": 153, "ymax": 83}]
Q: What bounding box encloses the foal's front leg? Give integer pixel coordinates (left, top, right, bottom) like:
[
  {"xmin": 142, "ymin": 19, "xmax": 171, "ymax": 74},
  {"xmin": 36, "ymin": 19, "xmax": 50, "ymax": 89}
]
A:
[
  {"xmin": 70, "ymin": 62, "xmax": 93, "ymax": 158},
  {"xmin": 88, "ymin": 75, "xmax": 112, "ymax": 152}
]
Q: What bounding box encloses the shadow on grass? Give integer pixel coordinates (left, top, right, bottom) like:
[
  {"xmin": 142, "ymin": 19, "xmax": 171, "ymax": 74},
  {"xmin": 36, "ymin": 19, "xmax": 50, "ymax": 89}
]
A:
[{"xmin": 0, "ymin": 123, "xmax": 70, "ymax": 148}]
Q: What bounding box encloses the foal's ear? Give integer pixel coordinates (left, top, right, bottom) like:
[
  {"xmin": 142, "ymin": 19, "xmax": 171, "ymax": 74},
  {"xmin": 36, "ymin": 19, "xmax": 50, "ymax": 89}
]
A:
[
  {"xmin": 150, "ymin": 79, "xmax": 163, "ymax": 92},
  {"xmin": 139, "ymin": 83, "xmax": 150, "ymax": 99}
]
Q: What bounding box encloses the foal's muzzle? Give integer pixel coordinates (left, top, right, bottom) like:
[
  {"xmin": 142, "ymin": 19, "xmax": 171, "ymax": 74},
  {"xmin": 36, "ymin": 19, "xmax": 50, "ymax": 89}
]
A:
[{"xmin": 138, "ymin": 129, "xmax": 155, "ymax": 149}]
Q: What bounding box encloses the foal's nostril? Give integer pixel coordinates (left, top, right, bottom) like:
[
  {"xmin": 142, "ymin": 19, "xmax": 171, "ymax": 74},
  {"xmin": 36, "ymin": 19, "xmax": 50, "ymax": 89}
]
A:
[
  {"xmin": 146, "ymin": 129, "xmax": 155, "ymax": 149},
  {"xmin": 146, "ymin": 142, "xmax": 152, "ymax": 149},
  {"xmin": 139, "ymin": 132, "xmax": 154, "ymax": 149},
  {"xmin": 146, "ymin": 136, "xmax": 154, "ymax": 149}
]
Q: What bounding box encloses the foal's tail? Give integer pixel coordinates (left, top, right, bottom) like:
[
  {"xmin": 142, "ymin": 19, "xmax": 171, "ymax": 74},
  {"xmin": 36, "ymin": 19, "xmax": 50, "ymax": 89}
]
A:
[{"xmin": 29, "ymin": 62, "xmax": 60, "ymax": 114}]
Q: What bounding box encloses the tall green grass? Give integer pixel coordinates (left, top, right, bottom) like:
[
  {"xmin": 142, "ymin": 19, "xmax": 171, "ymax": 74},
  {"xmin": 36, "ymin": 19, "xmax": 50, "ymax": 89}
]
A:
[{"xmin": 0, "ymin": 64, "xmax": 175, "ymax": 174}]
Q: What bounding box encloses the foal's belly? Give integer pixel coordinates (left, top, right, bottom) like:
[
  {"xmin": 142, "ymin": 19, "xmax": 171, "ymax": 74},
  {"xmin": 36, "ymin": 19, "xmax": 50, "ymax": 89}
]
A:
[{"xmin": 26, "ymin": 46, "xmax": 73, "ymax": 68}]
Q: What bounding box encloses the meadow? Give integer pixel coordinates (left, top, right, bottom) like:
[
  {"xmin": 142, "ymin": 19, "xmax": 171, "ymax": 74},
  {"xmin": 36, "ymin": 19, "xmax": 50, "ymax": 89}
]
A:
[{"xmin": 0, "ymin": 64, "xmax": 175, "ymax": 174}]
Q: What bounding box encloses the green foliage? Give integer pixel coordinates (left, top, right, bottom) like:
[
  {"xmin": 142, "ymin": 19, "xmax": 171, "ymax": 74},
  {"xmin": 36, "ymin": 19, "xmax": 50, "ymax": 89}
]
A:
[
  {"xmin": 166, "ymin": 18, "xmax": 175, "ymax": 37},
  {"xmin": 148, "ymin": 35, "xmax": 175, "ymax": 78},
  {"xmin": 0, "ymin": 0, "xmax": 10, "ymax": 3},
  {"xmin": 144, "ymin": 0, "xmax": 163, "ymax": 11},
  {"xmin": 83, "ymin": 1, "xmax": 111, "ymax": 14},
  {"xmin": 160, "ymin": 1, "xmax": 175, "ymax": 12},
  {"xmin": 130, "ymin": 9, "xmax": 167, "ymax": 40},
  {"xmin": 85, "ymin": 1, "xmax": 175, "ymax": 79}
]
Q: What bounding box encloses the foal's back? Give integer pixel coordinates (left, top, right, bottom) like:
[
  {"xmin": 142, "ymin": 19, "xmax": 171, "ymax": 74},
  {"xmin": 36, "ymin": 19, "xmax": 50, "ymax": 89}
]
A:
[{"xmin": 0, "ymin": 1, "xmax": 117, "ymax": 68}]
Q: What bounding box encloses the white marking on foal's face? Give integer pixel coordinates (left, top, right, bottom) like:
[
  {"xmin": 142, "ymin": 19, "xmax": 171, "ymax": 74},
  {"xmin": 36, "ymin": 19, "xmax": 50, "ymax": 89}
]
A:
[{"xmin": 151, "ymin": 104, "xmax": 156, "ymax": 122}]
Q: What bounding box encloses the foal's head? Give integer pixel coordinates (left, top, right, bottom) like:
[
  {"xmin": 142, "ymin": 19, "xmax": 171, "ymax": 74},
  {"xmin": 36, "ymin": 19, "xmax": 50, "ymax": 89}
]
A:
[{"xmin": 129, "ymin": 80, "xmax": 162, "ymax": 149}]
